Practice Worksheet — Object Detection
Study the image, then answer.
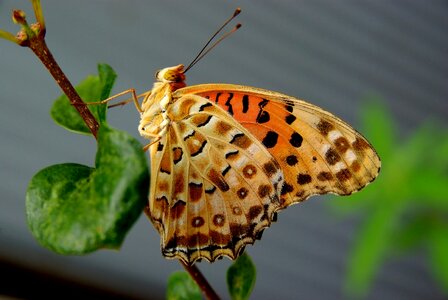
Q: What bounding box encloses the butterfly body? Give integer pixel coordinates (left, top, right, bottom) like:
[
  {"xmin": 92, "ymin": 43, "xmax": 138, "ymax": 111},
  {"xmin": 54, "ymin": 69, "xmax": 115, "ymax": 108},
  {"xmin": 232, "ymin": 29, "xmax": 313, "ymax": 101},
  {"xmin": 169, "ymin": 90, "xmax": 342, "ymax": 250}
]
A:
[{"xmin": 140, "ymin": 65, "xmax": 380, "ymax": 265}]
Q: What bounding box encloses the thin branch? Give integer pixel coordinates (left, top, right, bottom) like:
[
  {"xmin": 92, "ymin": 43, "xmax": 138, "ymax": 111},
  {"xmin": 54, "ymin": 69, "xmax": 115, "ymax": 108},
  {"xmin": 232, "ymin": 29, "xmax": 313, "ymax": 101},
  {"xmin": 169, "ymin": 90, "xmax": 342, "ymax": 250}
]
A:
[
  {"xmin": 8, "ymin": 5, "xmax": 99, "ymax": 138},
  {"xmin": 181, "ymin": 261, "xmax": 221, "ymax": 300},
  {"xmin": 27, "ymin": 35, "xmax": 99, "ymax": 138}
]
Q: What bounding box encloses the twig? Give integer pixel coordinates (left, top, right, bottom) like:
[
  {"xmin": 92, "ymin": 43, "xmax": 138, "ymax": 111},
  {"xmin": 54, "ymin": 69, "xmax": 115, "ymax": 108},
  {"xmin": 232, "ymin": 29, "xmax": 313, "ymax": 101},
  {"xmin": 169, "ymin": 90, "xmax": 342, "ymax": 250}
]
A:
[
  {"xmin": 27, "ymin": 35, "xmax": 99, "ymax": 138},
  {"xmin": 181, "ymin": 261, "xmax": 221, "ymax": 300},
  {"xmin": 6, "ymin": 5, "xmax": 99, "ymax": 138}
]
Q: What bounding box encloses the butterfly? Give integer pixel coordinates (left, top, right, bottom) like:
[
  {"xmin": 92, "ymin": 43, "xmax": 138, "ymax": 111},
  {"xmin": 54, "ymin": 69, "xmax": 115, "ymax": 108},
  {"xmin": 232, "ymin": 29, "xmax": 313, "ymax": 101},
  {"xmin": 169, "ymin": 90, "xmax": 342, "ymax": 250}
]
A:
[{"xmin": 105, "ymin": 9, "xmax": 380, "ymax": 265}]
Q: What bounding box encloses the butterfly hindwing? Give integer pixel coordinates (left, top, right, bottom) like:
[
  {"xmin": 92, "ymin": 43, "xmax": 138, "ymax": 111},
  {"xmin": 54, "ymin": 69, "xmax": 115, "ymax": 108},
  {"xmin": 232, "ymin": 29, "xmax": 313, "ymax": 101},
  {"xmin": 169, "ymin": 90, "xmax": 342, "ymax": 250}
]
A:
[
  {"xmin": 148, "ymin": 94, "xmax": 284, "ymax": 264},
  {"xmin": 175, "ymin": 84, "xmax": 381, "ymax": 209}
]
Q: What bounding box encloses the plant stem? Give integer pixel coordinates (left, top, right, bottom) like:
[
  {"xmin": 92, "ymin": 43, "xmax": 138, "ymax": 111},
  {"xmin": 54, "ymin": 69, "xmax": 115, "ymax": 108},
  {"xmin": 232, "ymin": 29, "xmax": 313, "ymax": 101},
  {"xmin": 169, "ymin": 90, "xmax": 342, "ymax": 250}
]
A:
[
  {"xmin": 181, "ymin": 261, "xmax": 221, "ymax": 300},
  {"xmin": 27, "ymin": 33, "xmax": 99, "ymax": 138}
]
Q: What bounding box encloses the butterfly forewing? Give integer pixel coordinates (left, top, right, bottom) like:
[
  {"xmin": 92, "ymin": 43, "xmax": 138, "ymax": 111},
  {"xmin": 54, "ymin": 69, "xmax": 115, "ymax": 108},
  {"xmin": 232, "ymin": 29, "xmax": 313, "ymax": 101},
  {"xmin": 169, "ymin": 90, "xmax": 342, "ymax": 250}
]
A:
[{"xmin": 175, "ymin": 84, "xmax": 381, "ymax": 209}]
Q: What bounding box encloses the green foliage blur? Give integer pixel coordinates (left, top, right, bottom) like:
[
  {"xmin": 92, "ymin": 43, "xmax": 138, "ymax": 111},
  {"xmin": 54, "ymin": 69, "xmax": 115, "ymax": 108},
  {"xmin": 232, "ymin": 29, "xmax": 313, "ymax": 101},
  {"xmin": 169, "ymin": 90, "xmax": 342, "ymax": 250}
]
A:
[
  {"xmin": 331, "ymin": 99, "xmax": 448, "ymax": 297},
  {"xmin": 168, "ymin": 253, "xmax": 256, "ymax": 300},
  {"xmin": 167, "ymin": 271, "xmax": 202, "ymax": 300}
]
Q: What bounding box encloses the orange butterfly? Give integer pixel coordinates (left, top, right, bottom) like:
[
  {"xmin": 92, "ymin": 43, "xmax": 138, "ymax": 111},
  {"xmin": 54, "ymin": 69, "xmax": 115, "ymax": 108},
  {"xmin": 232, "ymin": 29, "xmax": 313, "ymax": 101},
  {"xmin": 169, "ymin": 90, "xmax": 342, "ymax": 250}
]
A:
[{"xmin": 105, "ymin": 8, "xmax": 380, "ymax": 265}]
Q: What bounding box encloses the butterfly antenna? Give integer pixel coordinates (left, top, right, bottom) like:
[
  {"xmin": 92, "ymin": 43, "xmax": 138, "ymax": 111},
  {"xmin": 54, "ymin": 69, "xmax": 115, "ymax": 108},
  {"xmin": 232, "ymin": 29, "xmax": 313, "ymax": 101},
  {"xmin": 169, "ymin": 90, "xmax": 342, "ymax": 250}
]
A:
[
  {"xmin": 184, "ymin": 7, "xmax": 241, "ymax": 73},
  {"xmin": 189, "ymin": 24, "xmax": 241, "ymax": 70}
]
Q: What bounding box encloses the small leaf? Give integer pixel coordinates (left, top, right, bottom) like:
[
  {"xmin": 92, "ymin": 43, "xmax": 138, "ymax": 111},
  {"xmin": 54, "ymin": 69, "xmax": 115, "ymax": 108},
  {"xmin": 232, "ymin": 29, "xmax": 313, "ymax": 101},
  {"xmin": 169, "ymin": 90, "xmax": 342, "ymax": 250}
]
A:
[
  {"xmin": 166, "ymin": 271, "xmax": 201, "ymax": 300},
  {"xmin": 0, "ymin": 29, "xmax": 17, "ymax": 43},
  {"xmin": 26, "ymin": 124, "xmax": 149, "ymax": 254},
  {"xmin": 227, "ymin": 253, "xmax": 256, "ymax": 300},
  {"xmin": 50, "ymin": 64, "xmax": 116, "ymax": 134},
  {"xmin": 97, "ymin": 64, "xmax": 117, "ymax": 122}
]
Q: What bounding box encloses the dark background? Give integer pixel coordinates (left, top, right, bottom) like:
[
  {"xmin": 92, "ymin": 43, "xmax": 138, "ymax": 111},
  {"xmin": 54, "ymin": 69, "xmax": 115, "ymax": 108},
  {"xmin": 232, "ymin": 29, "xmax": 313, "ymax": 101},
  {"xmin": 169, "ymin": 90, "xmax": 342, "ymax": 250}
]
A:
[{"xmin": 1, "ymin": 1, "xmax": 447, "ymax": 299}]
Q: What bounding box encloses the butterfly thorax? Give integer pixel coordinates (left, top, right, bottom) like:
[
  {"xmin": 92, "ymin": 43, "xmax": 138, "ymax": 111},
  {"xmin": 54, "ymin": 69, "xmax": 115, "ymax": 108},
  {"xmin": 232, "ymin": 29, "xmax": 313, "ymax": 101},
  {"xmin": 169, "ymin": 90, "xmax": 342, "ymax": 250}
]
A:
[{"xmin": 138, "ymin": 65, "xmax": 186, "ymax": 141}]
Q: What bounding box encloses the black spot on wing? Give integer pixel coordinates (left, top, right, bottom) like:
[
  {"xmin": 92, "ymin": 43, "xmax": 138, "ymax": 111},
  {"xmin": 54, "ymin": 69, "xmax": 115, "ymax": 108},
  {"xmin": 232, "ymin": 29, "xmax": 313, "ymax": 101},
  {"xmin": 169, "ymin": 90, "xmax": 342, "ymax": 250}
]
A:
[
  {"xmin": 289, "ymin": 132, "xmax": 303, "ymax": 147},
  {"xmin": 256, "ymin": 99, "xmax": 270, "ymax": 123},
  {"xmin": 297, "ymin": 173, "xmax": 312, "ymax": 185},
  {"xmin": 262, "ymin": 131, "xmax": 279, "ymax": 148},
  {"xmin": 242, "ymin": 95, "xmax": 249, "ymax": 113},
  {"xmin": 183, "ymin": 131, "xmax": 195, "ymax": 141},
  {"xmin": 215, "ymin": 92, "xmax": 222, "ymax": 103},
  {"xmin": 281, "ymin": 182, "xmax": 294, "ymax": 195},
  {"xmin": 259, "ymin": 99, "xmax": 269, "ymax": 108},
  {"xmin": 229, "ymin": 133, "xmax": 244, "ymax": 144},
  {"xmin": 221, "ymin": 165, "xmax": 231, "ymax": 176},
  {"xmin": 285, "ymin": 114, "xmax": 296, "ymax": 125},
  {"xmin": 205, "ymin": 186, "xmax": 216, "ymax": 194},
  {"xmin": 225, "ymin": 150, "xmax": 239, "ymax": 159},
  {"xmin": 256, "ymin": 111, "xmax": 270, "ymax": 123},
  {"xmin": 190, "ymin": 140, "xmax": 208, "ymax": 157},
  {"xmin": 286, "ymin": 155, "xmax": 299, "ymax": 166},
  {"xmin": 199, "ymin": 102, "xmax": 213, "ymax": 111},
  {"xmin": 285, "ymin": 104, "xmax": 294, "ymax": 113},
  {"xmin": 160, "ymin": 167, "xmax": 171, "ymax": 175},
  {"xmin": 196, "ymin": 115, "xmax": 213, "ymax": 127},
  {"xmin": 225, "ymin": 93, "xmax": 234, "ymax": 115}
]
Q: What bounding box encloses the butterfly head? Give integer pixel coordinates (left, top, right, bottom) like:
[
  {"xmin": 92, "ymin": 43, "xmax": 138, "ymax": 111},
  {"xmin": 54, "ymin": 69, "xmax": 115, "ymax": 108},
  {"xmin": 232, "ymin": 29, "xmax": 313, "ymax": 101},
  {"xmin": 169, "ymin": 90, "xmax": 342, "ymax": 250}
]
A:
[{"xmin": 155, "ymin": 64, "xmax": 186, "ymax": 83}]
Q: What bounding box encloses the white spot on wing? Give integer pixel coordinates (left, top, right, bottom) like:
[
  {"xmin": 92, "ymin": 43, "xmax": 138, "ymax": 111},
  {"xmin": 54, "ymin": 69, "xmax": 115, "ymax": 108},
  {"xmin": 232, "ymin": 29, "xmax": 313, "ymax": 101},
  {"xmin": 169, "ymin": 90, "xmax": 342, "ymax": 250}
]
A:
[
  {"xmin": 345, "ymin": 150, "xmax": 357, "ymax": 164},
  {"xmin": 333, "ymin": 162, "xmax": 345, "ymax": 172},
  {"xmin": 247, "ymin": 144, "xmax": 258, "ymax": 155},
  {"xmin": 328, "ymin": 130, "xmax": 343, "ymax": 142}
]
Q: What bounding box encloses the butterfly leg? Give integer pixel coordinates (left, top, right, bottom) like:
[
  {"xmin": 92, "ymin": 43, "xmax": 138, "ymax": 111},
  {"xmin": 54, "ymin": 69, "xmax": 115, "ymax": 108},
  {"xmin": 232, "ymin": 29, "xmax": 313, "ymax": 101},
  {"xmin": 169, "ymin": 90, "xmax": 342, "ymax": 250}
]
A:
[
  {"xmin": 87, "ymin": 89, "xmax": 150, "ymax": 113},
  {"xmin": 142, "ymin": 136, "xmax": 161, "ymax": 152}
]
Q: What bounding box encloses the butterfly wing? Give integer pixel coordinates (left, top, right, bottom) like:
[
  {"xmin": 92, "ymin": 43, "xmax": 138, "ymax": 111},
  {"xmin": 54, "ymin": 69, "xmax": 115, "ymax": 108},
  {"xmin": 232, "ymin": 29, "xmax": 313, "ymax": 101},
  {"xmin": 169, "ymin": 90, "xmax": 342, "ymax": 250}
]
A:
[
  {"xmin": 147, "ymin": 94, "xmax": 284, "ymax": 264},
  {"xmin": 174, "ymin": 84, "xmax": 381, "ymax": 209}
]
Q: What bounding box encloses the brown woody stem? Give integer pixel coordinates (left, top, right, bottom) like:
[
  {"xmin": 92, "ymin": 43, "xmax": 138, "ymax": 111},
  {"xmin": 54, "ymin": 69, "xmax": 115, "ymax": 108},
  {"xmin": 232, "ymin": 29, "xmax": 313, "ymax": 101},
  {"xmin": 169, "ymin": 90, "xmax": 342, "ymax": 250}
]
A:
[
  {"xmin": 8, "ymin": 4, "xmax": 97, "ymax": 136},
  {"xmin": 181, "ymin": 261, "xmax": 221, "ymax": 300},
  {"xmin": 26, "ymin": 35, "xmax": 99, "ymax": 138}
]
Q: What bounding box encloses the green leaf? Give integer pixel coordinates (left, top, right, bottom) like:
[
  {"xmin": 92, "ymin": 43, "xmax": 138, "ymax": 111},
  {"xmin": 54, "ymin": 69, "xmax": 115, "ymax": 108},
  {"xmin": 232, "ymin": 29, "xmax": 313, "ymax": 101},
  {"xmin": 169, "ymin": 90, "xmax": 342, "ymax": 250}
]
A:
[
  {"xmin": 227, "ymin": 253, "xmax": 256, "ymax": 300},
  {"xmin": 26, "ymin": 124, "xmax": 149, "ymax": 254},
  {"xmin": 0, "ymin": 29, "xmax": 17, "ymax": 43},
  {"xmin": 50, "ymin": 64, "xmax": 116, "ymax": 134},
  {"xmin": 344, "ymin": 206, "xmax": 399, "ymax": 297},
  {"xmin": 331, "ymin": 99, "xmax": 448, "ymax": 297},
  {"xmin": 166, "ymin": 271, "xmax": 201, "ymax": 300},
  {"xmin": 408, "ymin": 170, "xmax": 448, "ymax": 210},
  {"xmin": 97, "ymin": 64, "xmax": 117, "ymax": 122},
  {"xmin": 428, "ymin": 223, "xmax": 448, "ymax": 293},
  {"xmin": 391, "ymin": 216, "xmax": 429, "ymax": 252}
]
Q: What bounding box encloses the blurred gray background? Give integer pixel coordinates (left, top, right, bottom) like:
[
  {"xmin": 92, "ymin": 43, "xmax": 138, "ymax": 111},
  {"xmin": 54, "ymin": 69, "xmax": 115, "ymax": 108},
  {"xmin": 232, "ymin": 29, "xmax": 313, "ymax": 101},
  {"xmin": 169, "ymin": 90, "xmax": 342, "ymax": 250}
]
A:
[{"xmin": 1, "ymin": 1, "xmax": 447, "ymax": 299}]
